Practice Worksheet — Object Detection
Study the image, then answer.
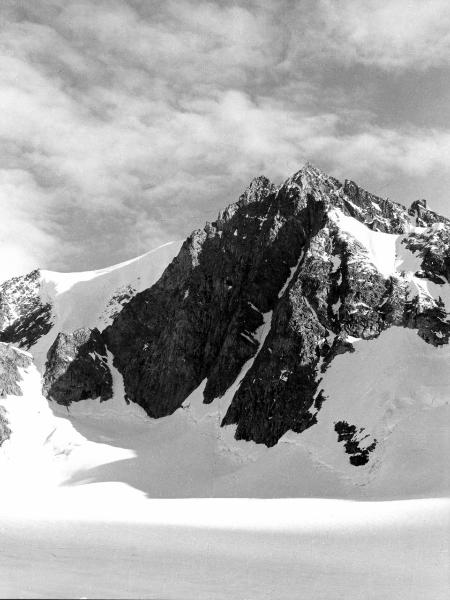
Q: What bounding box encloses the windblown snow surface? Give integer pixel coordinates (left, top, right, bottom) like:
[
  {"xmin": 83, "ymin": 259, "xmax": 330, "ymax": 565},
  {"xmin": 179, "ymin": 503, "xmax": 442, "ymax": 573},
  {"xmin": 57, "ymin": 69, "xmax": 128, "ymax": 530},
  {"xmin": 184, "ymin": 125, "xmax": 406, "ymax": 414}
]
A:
[{"xmin": 0, "ymin": 218, "xmax": 449, "ymax": 599}]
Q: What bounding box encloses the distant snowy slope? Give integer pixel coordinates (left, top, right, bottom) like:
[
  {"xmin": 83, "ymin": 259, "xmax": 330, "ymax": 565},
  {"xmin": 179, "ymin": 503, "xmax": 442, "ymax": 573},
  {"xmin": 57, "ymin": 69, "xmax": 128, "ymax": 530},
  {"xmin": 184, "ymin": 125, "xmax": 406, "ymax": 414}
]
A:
[
  {"xmin": 29, "ymin": 241, "xmax": 180, "ymax": 369},
  {"xmin": 42, "ymin": 240, "xmax": 181, "ymax": 321}
]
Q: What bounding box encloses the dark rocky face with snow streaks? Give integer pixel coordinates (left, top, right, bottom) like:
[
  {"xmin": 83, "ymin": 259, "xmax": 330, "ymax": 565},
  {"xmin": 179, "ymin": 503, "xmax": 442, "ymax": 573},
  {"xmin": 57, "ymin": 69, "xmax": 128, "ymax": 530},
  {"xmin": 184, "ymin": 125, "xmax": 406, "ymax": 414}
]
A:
[
  {"xmin": 43, "ymin": 328, "xmax": 112, "ymax": 406},
  {"xmin": 1, "ymin": 163, "xmax": 449, "ymax": 468},
  {"xmin": 0, "ymin": 270, "xmax": 53, "ymax": 349},
  {"xmin": 102, "ymin": 165, "xmax": 450, "ymax": 449}
]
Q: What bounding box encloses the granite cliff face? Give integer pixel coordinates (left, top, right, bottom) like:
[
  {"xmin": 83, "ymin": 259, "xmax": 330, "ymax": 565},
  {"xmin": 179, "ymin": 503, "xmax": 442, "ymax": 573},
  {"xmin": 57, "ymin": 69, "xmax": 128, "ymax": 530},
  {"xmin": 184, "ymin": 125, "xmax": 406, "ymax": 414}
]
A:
[
  {"xmin": 104, "ymin": 173, "xmax": 323, "ymax": 419},
  {"xmin": 43, "ymin": 328, "xmax": 112, "ymax": 406},
  {"xmin": 1, "ymin": 164, "xmax": 449, "ymax": 461}
]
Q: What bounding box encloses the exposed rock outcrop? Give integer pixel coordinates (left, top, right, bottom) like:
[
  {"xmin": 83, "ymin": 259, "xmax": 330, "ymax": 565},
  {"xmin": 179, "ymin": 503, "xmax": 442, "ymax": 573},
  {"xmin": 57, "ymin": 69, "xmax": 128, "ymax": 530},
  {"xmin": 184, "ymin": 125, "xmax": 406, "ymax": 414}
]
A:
[
  {"xmin": 334, "ymin": 421, "xmax": 377, "ymax": 466},
  {"xmin": 0, "ymin": 270, "xmax": 52, "ymax": 349},
  {"xmin": 342, "ymin": 179, "xmax": 409, "ymax": 233},
  {"xmin": 408, "ymin": 198, "xmax": 450, "ymax": 228},
  {"xmin": 104, "ymin": 170, "xmax": 328, "ymax": 419},
  {"xmin": 0, "ymin": 343, "xmax": 32, "ymax": 398},
  {"xmin": 43, "ymin": 328, "xmax": 112, "ymax": 406}
]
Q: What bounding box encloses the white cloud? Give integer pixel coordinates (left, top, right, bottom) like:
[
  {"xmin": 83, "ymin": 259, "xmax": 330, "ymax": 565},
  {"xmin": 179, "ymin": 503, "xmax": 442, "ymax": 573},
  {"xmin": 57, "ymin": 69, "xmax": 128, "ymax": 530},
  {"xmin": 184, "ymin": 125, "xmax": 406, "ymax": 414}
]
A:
[
  {"xmin": 0, "ymin": 0, "xmax": 449, "ymax": 281},
  {"xmin": 0, "ymin": 170, "xmax": 62, "ymax": 283},
  {"xmin": 296, "ymin": 0, "xmax": 450, "ymax": 70}
]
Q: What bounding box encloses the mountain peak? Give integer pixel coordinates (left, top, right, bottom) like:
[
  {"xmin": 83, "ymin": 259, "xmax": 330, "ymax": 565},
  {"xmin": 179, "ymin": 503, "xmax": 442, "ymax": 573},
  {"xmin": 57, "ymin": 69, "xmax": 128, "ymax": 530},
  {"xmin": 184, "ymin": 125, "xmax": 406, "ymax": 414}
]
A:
[
  {"xmin": 408, "ymin": 198, "xmax": 450, "ymax": 227},
  {"xmin": 238, "ymin": 175, "xmax": 275, "ymax": 206},
  {"xmin": 290, "ymin": 161, "xmax": 330, "ymax": 181},
  {"xmin": 214, "ymin": 175, "xmax": 276, "ymax": 225},
  {"xmin": 302, "ymin": 161, "xmax": 325, "ymax": 174}
]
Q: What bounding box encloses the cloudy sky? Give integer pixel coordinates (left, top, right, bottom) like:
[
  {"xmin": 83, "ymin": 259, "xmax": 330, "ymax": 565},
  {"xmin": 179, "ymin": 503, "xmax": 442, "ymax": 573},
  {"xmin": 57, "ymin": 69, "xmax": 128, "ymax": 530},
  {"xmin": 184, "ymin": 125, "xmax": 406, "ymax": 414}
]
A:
[{"xmin": 1, "ymin": 0, "xmax": 450, "ymax": 281}]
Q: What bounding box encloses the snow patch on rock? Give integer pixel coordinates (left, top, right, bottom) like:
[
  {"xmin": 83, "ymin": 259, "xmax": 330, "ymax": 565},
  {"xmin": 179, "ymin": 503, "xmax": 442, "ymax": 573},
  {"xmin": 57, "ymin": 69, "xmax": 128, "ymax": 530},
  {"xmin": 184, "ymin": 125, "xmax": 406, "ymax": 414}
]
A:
[{"xmin": 329, "ymin": 208, "xmax": 398, "ymax": 278}]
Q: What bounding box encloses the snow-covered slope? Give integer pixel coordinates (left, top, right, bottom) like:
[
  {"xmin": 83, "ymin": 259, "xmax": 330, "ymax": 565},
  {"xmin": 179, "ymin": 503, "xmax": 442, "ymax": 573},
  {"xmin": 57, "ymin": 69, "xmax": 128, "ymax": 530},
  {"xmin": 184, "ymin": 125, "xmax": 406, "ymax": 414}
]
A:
[{"xmin": 1, "ymin": 497, "xmax": 447, "ymax": 600}]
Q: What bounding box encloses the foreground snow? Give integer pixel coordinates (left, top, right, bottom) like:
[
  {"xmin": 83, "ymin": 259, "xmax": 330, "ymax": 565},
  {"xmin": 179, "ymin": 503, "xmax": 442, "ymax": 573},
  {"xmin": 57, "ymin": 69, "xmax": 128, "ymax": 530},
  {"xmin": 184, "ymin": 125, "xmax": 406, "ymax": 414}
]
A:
[{"xmin": 1, "ymin": 497, "xmax": 448, "ymax": 600}]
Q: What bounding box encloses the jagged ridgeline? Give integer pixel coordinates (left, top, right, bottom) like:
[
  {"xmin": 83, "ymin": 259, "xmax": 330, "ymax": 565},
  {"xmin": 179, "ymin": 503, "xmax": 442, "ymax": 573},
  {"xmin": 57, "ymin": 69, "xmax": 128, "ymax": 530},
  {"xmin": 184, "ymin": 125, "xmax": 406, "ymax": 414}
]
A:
[{"xmin": 1, "ymin": 164, "xmax": 449, "ymax": 451}]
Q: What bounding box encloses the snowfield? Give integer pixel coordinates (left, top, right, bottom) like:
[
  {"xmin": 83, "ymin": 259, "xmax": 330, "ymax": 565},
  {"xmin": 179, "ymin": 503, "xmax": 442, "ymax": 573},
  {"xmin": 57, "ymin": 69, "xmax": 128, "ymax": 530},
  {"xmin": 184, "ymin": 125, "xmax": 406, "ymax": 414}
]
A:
[{"xmin": 1, "ymin": 498, "xmax": 448, "ymax": 600}]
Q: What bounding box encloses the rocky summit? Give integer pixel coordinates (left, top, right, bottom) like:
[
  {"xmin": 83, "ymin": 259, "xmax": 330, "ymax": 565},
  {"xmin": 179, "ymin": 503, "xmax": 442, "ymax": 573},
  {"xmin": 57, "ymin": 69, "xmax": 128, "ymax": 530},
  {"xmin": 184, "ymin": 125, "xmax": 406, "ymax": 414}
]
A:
[{"xmin": 1, "ymin": 163, "xmax": 449, "ymax": 476}]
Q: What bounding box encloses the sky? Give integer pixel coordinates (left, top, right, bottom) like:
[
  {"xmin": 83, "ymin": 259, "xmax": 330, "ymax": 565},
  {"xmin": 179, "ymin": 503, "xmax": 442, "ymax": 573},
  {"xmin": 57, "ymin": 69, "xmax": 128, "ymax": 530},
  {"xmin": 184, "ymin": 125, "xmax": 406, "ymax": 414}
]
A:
[{"xmin": 1, "ymin": 0, "xmax": 450, "ymax": 282}]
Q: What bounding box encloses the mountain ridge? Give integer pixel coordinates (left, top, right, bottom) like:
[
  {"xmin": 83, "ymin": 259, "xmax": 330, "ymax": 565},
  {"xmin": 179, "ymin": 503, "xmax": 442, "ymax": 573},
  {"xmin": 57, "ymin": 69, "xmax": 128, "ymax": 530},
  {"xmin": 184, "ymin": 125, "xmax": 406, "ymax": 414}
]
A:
[{"xmin": 0, "ymin": 163, "xmax": 449, "ymax": 496}]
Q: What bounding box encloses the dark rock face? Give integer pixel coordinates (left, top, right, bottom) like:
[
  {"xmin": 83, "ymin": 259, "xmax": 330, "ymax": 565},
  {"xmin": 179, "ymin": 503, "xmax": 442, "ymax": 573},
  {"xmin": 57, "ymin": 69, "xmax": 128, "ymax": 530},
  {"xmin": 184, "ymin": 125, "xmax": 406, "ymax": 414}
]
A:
[
  {"xmin": 104, "ymin": 172, "xmax": 329, "ymax": 419},
  {"xmin": 220, "ymin": 211, "xmax": 406, "ymax": 445},
  {"xmin": 408, "ymin": 198, "xmax": 450, "ymax": 228},
  {"xmin": 402, "ymin": 227, "xmax": 450, "ymax": 283},
  {"xmin": 221, "ymin": 287, "xmax": 324, "ymax": 446},
  {"xmin": 404, "ymin": 299, "xmax": 450, "ymax": 346},
  {"xmin": 0, "ymin": 303, "xmax": 53, "ymax": 349},
  {"xmin": 0, "ymin": 270, "xmax": 53, "ymax": 349},
  {"xmin": 43, "ymin": 328, "xmax": 112, "ymax": 406},
  {"xmin": 0, "ymin": 342, "xmax": 33, "ymax": 398},
  {"xmin": 334, "ymin": 421, "xmax": 377, "ymax": 466},
  {"xmin": 342, "ymin": 180, "xmax": 409, "ymax": 233}
]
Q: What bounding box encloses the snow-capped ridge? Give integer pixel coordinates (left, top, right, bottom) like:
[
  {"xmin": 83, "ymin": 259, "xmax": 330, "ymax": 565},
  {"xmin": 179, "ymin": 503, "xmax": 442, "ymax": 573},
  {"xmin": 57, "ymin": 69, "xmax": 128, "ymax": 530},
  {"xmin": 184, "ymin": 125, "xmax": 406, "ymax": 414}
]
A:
[{"xmin": 40, "ymin": 241, "xmax": 180, "ymax": 295}]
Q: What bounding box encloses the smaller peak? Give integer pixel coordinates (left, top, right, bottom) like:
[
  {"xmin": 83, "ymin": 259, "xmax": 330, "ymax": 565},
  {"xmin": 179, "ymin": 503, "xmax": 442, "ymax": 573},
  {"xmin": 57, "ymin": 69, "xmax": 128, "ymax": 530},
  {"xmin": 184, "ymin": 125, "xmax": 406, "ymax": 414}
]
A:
[
  {"xmin": 0, "ymin": 267, "xmax": 41, "ymax": 288},
  {"xmin": 408, "ymin": 198, "xmax": 450, "ymax": 228},
  {"xmin": 410, "ymin": 198, "xmax": 427, "ymax": 210},
  {"xmin": 245, "ymin": 174, "xmax": 273, "ymax": 191},
  {"xmin": 251, "ymin": 174, "xmax": 272, "ymax": 184},
  {"xmin": 408, "ymin": 198, "xmax": 428, "ymax": 219},
  {"xmin": 214, "ymin": 175, "xmax": 276, "ymax": 225},
  {"xmin": 238, "ymin": 175, "xmax": 276, "ymax": 206},
  {"xmin": 288, "ymin": 162, "xmax": 330, "ymax": 184},
  {"xmin": 302, "ymin": 161, "xmax": 323, "ymax": 174}
]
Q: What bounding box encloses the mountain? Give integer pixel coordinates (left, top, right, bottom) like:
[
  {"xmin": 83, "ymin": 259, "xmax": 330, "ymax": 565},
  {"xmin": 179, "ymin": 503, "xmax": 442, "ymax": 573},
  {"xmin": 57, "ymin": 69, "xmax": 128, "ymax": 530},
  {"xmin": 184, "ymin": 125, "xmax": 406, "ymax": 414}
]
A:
[{"xmin": 0, "ymin": 163, "xmax": 449, "ymax": 498}]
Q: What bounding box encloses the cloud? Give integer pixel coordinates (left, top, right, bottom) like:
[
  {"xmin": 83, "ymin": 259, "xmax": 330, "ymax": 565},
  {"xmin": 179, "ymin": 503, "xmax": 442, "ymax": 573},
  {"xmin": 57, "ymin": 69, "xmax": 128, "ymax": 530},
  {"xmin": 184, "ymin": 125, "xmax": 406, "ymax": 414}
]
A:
[
  {"xmin": 283, "ymin": 0, "xmax": 450, "ymax": 70},
  {"xmin": 0, "ymin": 0, "xmax": 449, "ymax": 282},
  {"xmin": 0, "ymin": 169, "xmax": 63, "ymax": 282}
]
